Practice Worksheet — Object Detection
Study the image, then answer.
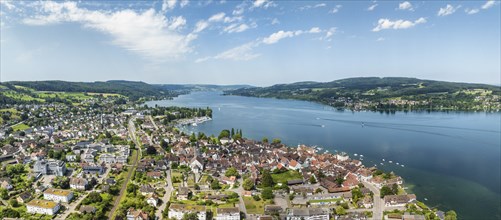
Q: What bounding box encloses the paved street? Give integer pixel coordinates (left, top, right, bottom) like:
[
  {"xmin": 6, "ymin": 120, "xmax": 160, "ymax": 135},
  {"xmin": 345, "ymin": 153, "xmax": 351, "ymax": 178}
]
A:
[
  {"xmin": 155, "ymin": 165, "xmax": 174, "ymax": 219},
  {"xmin": 363, "ymin": 181, "xmax": 383, "ymax": 220},
  {"xmin": 229, "ymin": 178, "xmax": 247, "ymax": 216}
]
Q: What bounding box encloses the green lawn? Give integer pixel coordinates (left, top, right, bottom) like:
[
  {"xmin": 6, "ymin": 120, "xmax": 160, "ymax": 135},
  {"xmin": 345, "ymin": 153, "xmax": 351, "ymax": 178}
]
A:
[
  {"xmin": 12, "ymin": 123, "xmax": 30, "ymax": 131},
  {"xmin": 243, "ymin": 197, "xmax": 272, "ymax": 214},
  {"xmin": 171, "ymin": 170, "xmax": 183, "ymax": 187},
  {"xmin": 271, "ymin": 170, "xmax": 303, "ymax": 183}
]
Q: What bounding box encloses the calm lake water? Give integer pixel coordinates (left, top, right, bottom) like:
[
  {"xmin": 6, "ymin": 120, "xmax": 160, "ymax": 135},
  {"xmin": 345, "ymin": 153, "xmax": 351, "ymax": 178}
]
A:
[{"xmin": 147, "ymin": 91, "xmax": 501, "ymax": 220}]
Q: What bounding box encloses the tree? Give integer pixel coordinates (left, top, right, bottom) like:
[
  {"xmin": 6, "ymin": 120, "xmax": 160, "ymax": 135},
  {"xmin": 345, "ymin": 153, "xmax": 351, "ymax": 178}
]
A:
[
  {"xmin": 146, "ymin": 145, "xmax": 157, "ymax": 155},
  {"xmin": 445, "ymin": 210, "xmax": 457, "ymax": 220},
  {"xmin": 261, "ymin": 187, "xmax": 274, "ymax": 200},
  {"xmin": 260, "ymin": 169, "xmax": 274, "ymax": 187},
  {"xmin": 190, "ymin": 133, "xmax": 197, "ymax": 143},
  {"xmin": 242, "ymin": 178, "xmax": 255, "ymax": 191},
  {"xmin": 0, "ymin": 188, "xmax": 8, "ymax": 199},
  {"xmin": 183, "ymin": 212, "xmax": 199, "ymax": 220},
  {"xmin": 335, "ymin": 206, "xmax": 346, "ymax": 215},
  {"xmin": 335, "ymin": 177, "xmax": 344, "ymax": 186},
  {"xmin": 211, "ymin": 180, "xmax": 221, "ymax": 190},
  {"xmin": 272, "ymin": 138, "xmax": 281, "ymax": 144},
  {"xmin": 380, "ymin": 186, "xmax": 395, "ymax": 198},
  {"xmin": 160, "ymin": 140, "xmax": 169, "ymax": 151},
  {"xmin": 262, "ymin": 137, "xmax": 269, "ymax": 143},
  {"xmin": 218, "ymin": 130, "xmax": 230, "ymax": 139},
  {"xmin": 225, "ymin": 167, "xmax": 239, "ymax": 177},
  {"xmin": 231, "ymin": 128, "xmax": 235, "ymax": 137},
  {"xmin": 309, "ymin": 176, "xmax": 317, "ymax": 184}
]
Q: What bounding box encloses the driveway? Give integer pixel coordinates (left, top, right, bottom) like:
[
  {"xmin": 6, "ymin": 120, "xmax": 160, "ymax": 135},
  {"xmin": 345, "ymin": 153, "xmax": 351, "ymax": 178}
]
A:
[{"xmin": 363, "ymin": 181, "xmax": 383, "ymax": 220}]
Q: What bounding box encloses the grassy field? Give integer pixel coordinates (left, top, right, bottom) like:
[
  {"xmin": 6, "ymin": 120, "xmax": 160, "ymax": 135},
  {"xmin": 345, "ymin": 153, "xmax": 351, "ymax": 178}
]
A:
[
  {"xmin": 36, "ymin": 91, "xmax": 93, "ymax": 100},
  {"xmin": 171, "ymin": 170, "xmax": 183, "ymax": 188},
  {"xmin": 87, "ymin": 92, "xmax": 123, "ymax": 97},
  {"xmin": 3, "ymin": 91, "xmax": 45, "ymax": 102},
  {"xmin": 12, "ymin": 123, "xmax": 30, "ymax": 131},
  {"xmin": 243, "ymin": 197, "xmax": 272, "ymax": 214},
  {"xmin": 271, "ymin": 170, "xmax": 303, "ymax": 183}
]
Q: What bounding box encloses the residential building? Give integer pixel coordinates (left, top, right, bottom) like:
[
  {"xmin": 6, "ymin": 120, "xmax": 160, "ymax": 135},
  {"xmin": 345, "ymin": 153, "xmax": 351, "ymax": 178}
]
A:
[
  {"xmin": 384, "ymin": 194, "xmax": 417, "ymax": 207},
  {"xmin": 70, "ymin": 177, "xmax": 88, "ymax": 190},
  {"xmin": 215, "ymin": 207, "xmax": 240, "ymax": 220},
  {"xmin": 43, "ymin": 188, "xmax": 73, "ymax": 203},
  {"xmin": 127, "ymin": 208, "xmax": 149, "ymax": 220},
  {"xmin": 168, "ymin": 204, "xmax": 206, "ymax": 220},
  {"xmin": 286, "ymin": 208, "xmax": 329, "ymax": 220},
  {"xmin": 33, "ymin": 159, "xmax": 66, "ymax": 176},
  {"xmin": 26, "ymin": 199, "xmax": 60, "ymax": 215}
]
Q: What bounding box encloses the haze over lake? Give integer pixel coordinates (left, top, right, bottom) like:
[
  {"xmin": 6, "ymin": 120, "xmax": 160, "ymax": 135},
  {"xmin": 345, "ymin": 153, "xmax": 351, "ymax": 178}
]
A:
[{"xmin": 147, "ymin": 91, "xmax": 501, "ymax": 220}]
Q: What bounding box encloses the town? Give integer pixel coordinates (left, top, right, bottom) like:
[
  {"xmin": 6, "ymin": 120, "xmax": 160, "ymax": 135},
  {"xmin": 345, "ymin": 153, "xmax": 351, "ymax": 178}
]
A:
[{"xmin": 0, "ymin": 96, "xmax": 457, "ymax": 220}]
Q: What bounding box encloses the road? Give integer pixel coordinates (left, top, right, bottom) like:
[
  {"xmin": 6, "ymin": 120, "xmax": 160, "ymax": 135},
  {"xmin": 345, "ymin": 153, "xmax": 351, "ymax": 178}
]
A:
[
  {"xmin": 108, "ymin": 117, "xmax": 141, "ymax": 220},
  {"xmin": 229, "ymin": 178, "xmax": 247, "ymax": 216},
  {"xmin": 363, "ymin": 181, "xmax": 383, "ymax": 220},
  {"xmin": 57, "ymin": 165, "xmax": 111, "ymax": 219},
  {"xmin": 155, "ymin": 165, "xmax": 174, "ymax": 219},
  {"xmin": 148, "ymin": 115, "xmax": 159, "ymax": 130}
]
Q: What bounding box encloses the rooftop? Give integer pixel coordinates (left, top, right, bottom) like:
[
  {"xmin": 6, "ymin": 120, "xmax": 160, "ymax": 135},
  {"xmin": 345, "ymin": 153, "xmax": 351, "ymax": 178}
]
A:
[
  {"xmin": 44, "ymin": 188, "xmax": 73, "ymax": 197},
  {"xmin": 27, "ymin": 199, "xmax": 58, "ymax": 209},
  {"xmin": 170, "ymin": 203, "xmax": 206, "ymax": 212}
]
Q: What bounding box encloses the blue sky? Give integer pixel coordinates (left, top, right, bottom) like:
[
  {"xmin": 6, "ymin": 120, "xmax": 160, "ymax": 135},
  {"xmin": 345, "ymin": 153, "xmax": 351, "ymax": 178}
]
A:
[{"xmin": 0, "ymin": 0, "xmax": 499, "ymax": 86}]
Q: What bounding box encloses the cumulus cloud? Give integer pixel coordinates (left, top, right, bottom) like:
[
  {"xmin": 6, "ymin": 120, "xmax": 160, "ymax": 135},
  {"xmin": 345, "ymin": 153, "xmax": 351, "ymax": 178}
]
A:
[
  {"xmin": 208, "ymin": 12, "xmax": 226, "ymax": 22},
  {"xmin": 262, "ymin": 30, "xmax": 294, "ymax": 44},
  {"xmin": 22, "ymin": 1, "xmax": 194, "ymax": 61},
  {"xmin": 251, "ymin": 0, "xmax": 275, "ymax": 9},
  {"xmin": 193, "ymin": 20, "xmax": 209, "ymax": 33},
  {"xmin": 162, "ymin": 0, "xmax": 177, "ymax": 11},
  {"xmin": 481, "ymin": 0, "xmax": 496, "ymax": 9},
  {"xmin": 438, "ymin": 4, "xmax": 461, "ymax": 16},
  {"xmin": 464, "ymin": 1, "xmax": 498, "ymax": 15},
  {"xmin": 180, "ymin": 0, "xmax": 189, "ymax": 8},
  {"xmin": 372, "ymin": 17, "xmax": 426, "ymax": 32},
  {"xmin": 398, "ymin": 1, "xmax": 413, "ymax": 11},
  {"xmin": 367, "ymin": 4, "xmax": 378, "ymax": 11},
  {"xmin": 329, "ymin": 5, "xmax": 342, "ymax": 14}
]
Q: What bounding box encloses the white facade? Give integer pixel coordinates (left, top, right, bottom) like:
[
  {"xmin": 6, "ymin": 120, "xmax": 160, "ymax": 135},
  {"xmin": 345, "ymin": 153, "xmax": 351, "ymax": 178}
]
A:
[
  {"xmin": 215, "ymin": 213, "xmax": 240, "ymax": 220},
  {"xmin": 169, "ymin": 209, "xmax": 206, "ymax": 220},
  {"xmin": 43, "ymin": 189, "xmax": 73, "ymax": 203},
  {"xmin": 27, "ymin": 200, "xmax": 60, "ymax": 215}
]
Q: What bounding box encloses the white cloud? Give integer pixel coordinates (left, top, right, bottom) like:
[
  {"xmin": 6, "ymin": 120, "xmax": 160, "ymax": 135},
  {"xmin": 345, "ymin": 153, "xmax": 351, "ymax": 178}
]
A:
[
  {"xmin": 329, "ymin": 5, "xmax": 342, "ymax": 14},
  {"xmin": 481, "ymin": 0, "xmax": 496, "ymax": 9},
  {"xmin": 372, "ymin": 17, "xmax": 426, "ymax": 32},
  {"xmin": 0, "ymin": 1, "xmax": 15, "ymax": 10},
  {"xmin": 193, "ymin": 20, "xmax": 209, "ymax": 33},
  {"xmin": 308, "ymin": 27, "xmax": 322, "ymax": 33},
  {"xmin": 262, "ymin": 30, "xmax": 294, "ymax": 44},
  {"xmin": 271, "ymin": 18, "xmax": 280, "ymax": 25},
  {"xmin": 323, "ymin": 27, "xmax": 337, "ymax": 40},
  {"xmin": 168, "ymin": 16, "xmax": 186, "ymax": 30},
  {"xmin": 465, "ymin": 8, "xmax": 480, "ymax": 15},
  {"xmin": 208, "ymin": 12, "xmax": 225, "ymax": 22},
  {"xmin": 398, "ymin": 1, "xmax": 413, "ymax": 11},
  {"xmin": 377, "ymin": 37, "xmax": 385, "ymax": 41},
  {"xmin": 367, "ymin": 4, "xmax": 378, "ymax": 11},
  {"xmin": 233, "ymin": 4, "xmax": 245, "ymax": 15},
  {"xmin": 299, "ymin": 3, "xmax": 326, "ymax": 11},
  {"xmin": 162, "ymin": 0, "xmax": 177, "ymax": 11},
  {"xmin": 23, "ymin": 1, "xmax": 195, "ymax": 61},
  {"xmin": 197, "ymin": 27, "xmax": 331, "ymax": 62},
  {"xmin": 438, "ymin": 4, "xmax": 461, "ymax": 16},
  {"xmin": 223, "ymin": 23, "xmax": 250, "ymax": 33},
  {"xmin": 180, "ymin": 0, "xmax": 189, "ymax": 8},
  {"xmin": 251, "ymin": 0, "xmax": 275, "ymax": 9}
]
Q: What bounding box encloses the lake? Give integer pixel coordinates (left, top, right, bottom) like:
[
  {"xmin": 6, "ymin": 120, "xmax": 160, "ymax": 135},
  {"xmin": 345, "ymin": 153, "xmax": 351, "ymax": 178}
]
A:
[{"xmin": 146, "ymin": 91, "xmax": 501, "ymax": 219}]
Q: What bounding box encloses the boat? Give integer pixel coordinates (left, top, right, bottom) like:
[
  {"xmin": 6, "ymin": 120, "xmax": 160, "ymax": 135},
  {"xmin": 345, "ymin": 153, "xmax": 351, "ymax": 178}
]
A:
[
  {"xmin": 360, "ymin": 154, "xmax": 364, "ymax": 157},
  {"xmin": 424, "ymin": 198, "xmax": 428, "ymax": 201},
  {"xmin": 382, "ymin": 159, "xmax": 385, "ymax": 161},
  {"xmin": 389, "ymin": 160, "xmax": 393, "ymax": 163},
  {"xmin": 354, "ymin": 153, "xmax": 358, "ymax": 156},
  {"xmin": 361, "ymin": 122, "xmax": 365, "ymax": 127},
  {"xmin": 401, "ymin": 164, "xmax": 405, "ymax": 167},
  {"xmin": 192, "ymin": 123, "xmax": 197, "ymax": 126},
  {"xmin": 380, "ymin": 163, "xmax": 384, "ymax": 165},
  {"xmin": 321, "ymin": 125, "xmax": 325, "ymax": 128},
  {"xmin": 396, "ymin": 162, "xmax": 399, "ymax": 165}
]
